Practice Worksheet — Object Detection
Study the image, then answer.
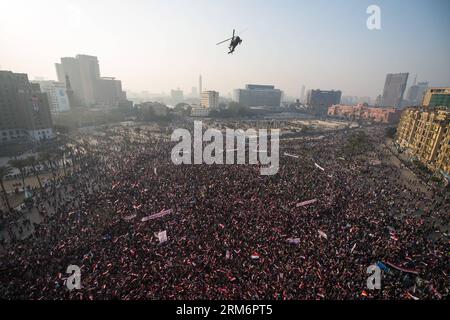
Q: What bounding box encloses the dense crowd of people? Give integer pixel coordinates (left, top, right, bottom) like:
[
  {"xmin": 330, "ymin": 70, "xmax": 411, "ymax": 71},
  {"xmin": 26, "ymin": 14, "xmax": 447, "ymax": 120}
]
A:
[{"xmin": 0, "ymin": 123, "xmax": 448, "ymax": 300}]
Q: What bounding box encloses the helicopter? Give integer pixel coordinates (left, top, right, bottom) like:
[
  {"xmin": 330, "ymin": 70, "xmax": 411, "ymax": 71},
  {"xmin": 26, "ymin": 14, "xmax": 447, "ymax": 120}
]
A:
[{"xmin": 216, "ymin": 29, "xmax": 243, "ymax": 54}]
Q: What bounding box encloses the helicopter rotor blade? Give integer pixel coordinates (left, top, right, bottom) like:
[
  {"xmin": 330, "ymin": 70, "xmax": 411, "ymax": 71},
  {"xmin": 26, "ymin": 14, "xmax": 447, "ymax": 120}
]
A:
[{"xmin": 216, "ymin": 37, "xmax": 233, "ymax": 45}]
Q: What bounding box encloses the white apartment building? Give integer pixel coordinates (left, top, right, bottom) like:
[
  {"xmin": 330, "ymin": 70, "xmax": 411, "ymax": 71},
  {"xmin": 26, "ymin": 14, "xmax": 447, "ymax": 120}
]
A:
[
  {"xmin": 201, "ymin": 91, "xmax": 219, "ymax": 109},
  {"xmin": 35, "ymin": 80, "xmax": 70, "ymax": 115}
]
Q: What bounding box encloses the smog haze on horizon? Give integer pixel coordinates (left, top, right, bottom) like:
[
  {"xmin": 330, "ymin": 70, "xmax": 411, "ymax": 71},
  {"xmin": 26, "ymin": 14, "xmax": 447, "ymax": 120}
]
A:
[{"xmin": 1, "ymin": 0, "xmax": 449, "ymax": 98}]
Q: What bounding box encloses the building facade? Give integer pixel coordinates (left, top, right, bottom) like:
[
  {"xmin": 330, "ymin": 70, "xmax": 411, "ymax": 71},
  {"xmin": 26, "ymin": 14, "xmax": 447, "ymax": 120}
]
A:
[
  {"xmin": 422, "ymin": 87, "xmax": 450, "ymax": 109},
  {"xmin": 191, "ymin": 87, "xmax": 198, "ymax": 98},
  {"xmin": 328, "ymin": 104, "xmax": 402, "ymax": 124},
  {"xmin": 300, "ymin": 85, "xmax": 306, "ymax": 103},
  {"xmin": 0, "ymin": 71, "xmax": 54, "ymax": 144},
  {"xmin": 381, "ymin": 73, "xmax": 409, "ymax": 108},
  {"xmin": 56, "ymin": 55, "xmax": 100, "ymax": 107},
  {"xmin": 95, "ymin": 77, "xmax": 127, "ymax": 108},
  {"xmin": 396, "ymin": 107, "xmax": 450, "ymax": 175},
  {"xmin": 306, "ymin": 89, "xmax": 341, "ymax": 116},
  {"xmin": 407, "ymin": 81, "xmax": 429, "ymax": 106},
  {"xmin": 33, "ymin": 80, "xmax": 71, "ymax": 115},
  {"xmin": 56, "ymin": 54, "xmax": 130, "ymax": 108},
  {"xmin": 191, "ymin": 107, "xmax": 210, "ymax": 117},
  {"xmin": 234, "ymin": 84, "xmax": 282, "ymax": 108},
  {"xmin": 171, "ymin": 89, "xmax": 184, "ymax": 103},
  {"xmin": 201, "ymin": 91, "xmax": 219, "ymax": 109}
]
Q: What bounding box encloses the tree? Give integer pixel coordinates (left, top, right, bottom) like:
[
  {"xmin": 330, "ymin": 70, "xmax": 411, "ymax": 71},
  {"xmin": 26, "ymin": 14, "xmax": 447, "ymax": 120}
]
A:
[
  {"xmin": 174, "ymin": 103, "xmax": 192, "ymax": 116},
  {"xmin": 0, "ymin": 165, "xmax": 13, "ymax": 211},
  {"xmin": 39, "ymin": 152, "xmax": 57, "ymax": 182},
  {"xmin": 26, "ymin": 156, "xmax": 43, "ymax": 189},
  {"xmin": 8, "ymin": 159, "xmax": 27, "ymax": 189},
  {"xmin": 228, "ymin": 101, "xmax": 242, "ymax": 112},
  {"xmin": 54, "ymin": 148, "xmax": 67, "ymax": 176},
  {"xmin": 340, "ymin": 131, "xmax": 370, "ymax": 159},
  {"xmin": 228, "ymin": 102, "xmax": 251, "ymax": 117},
  {"xmin": 175, "ymin": 102, "xmax": 190, "ymax": 110}
]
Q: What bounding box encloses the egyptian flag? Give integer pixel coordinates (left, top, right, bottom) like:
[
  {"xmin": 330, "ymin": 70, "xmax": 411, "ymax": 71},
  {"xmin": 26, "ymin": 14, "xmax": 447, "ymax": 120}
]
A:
[{"xmin": 251, "ymin": 252, "xmax": 260, "ymax": 260}]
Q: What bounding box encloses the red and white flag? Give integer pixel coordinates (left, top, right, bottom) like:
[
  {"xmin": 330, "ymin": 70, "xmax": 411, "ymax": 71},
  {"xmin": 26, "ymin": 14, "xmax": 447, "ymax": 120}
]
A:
[{"xmin": 296, "ymin": 199, "xmax": 318, "ymax": 207}]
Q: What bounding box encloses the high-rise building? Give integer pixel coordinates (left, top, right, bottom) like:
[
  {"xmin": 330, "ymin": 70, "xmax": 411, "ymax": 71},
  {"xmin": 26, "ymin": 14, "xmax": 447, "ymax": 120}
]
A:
[
  {"xmin": 95, "ymin": 77, "xmax": 127, "ymax": 108},
  {"xmin": 422, "ymin": 87, "xmax": 450, "ymax": 109},
  {"xmin": 234, "ymin": 84, "xmax": 282, "ymax": 108},
  {"xmin": 407, "ymin": 81, "xmax": 429, "ymax": 106},
  {"xmin": 171, "ymin": 89, "xmax": 184, "ymax": 103},
  {"xmin": 55, "ymin": 54, "xmax": 129, "ymax": 108},
  {"xmin": 374, "ymin": 95, "xmax": 382, "ymax": 106},
  {"xmin": 300, "ymin": 85, "xmax": 306, "ymax": 103},
  {"xmin": 199, "ymin": 75, "xmax": 203, "ymax": 99},
  {"xmin": 77, "ymin": 54, "xmax": 100, "ymax": 106},
  {"xmin": 56, "ymin": 55, "xmax": 100, "ymax": 106},
  {"xmin": 0, "ymin": 71, "xmax": 54, "ymax": 144},
  {"xmin": 396, "ymin": 107, "xmax": 449, "ymax": 175},
  {"xmin": 380, "ymin": 73, "xmax": 409, "ymax": 108},
  {"xmin": 201, "ymin": 91, "xmax": 219, "ymax": 109},
  {"xmin": 306, "ymin": 89, "xmax": 341, "ymax": 115},
  {"xmin": 191, "ymin": 87, "xmax": 198, "ymax": 97},
  {"xmin": 33, "ymin": 80, "xmax": 71, "ymax": 115}
]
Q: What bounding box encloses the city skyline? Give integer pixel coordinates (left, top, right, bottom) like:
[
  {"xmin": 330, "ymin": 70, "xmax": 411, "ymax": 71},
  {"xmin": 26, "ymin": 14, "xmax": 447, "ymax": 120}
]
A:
[
  {"xmin": 1, "ymin": 0, "xmax": 449, "ymax": 99},
  {"xmin": 0, "ymin": 1, "xmax": 449, "ymax": 303}
]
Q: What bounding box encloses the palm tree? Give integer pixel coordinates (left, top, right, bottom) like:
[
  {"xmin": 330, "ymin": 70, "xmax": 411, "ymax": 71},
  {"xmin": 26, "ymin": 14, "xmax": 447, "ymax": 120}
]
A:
[
  {"xmin": 8, "ymin": 159, "xmax": 27, "ymax": 189},
  {"xmin": 55, "ymin": 148, "xmax": 67, "ymax": 176},
  {"xmin": 0, "ymin": 165, "xmax": 12, "ymax": 211},
  {"xmin": 39, "ymin": 152, "xmax": 57, "ymax": 181},
  {"xmin": 26, "ymin": 156, "xmax": 43, "ymax": 189}
]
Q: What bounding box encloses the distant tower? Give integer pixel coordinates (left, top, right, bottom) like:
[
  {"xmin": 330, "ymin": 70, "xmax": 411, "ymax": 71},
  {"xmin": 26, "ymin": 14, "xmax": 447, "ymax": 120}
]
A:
[
  {"xmin": 380, "ymin": 73, "xmax": 409, "ymax": 108},
  {"xmin": 300, "ymin": 85, "xmax": 306, "ymax": 102},
  {"xmin": 199, "ymin": 75, "xmax": 203, "ymax": 98}
]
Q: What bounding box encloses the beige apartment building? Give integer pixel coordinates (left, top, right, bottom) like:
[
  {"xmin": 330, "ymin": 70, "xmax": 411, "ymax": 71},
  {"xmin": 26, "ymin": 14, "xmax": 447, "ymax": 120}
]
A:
[{"xmin": 396, "ymin": 107, "xmax": 450, "ymax": 175}]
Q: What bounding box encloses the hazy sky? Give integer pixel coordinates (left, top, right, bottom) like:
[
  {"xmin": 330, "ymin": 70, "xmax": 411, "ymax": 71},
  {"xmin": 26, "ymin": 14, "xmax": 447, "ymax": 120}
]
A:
[{"xmin": 1, "ymin": 0, "xmax": 449, "ymax": 98}]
